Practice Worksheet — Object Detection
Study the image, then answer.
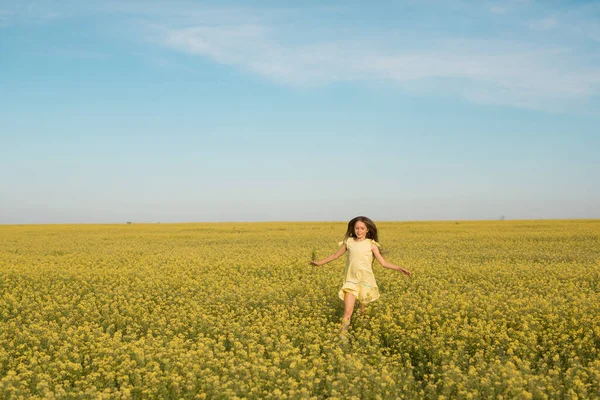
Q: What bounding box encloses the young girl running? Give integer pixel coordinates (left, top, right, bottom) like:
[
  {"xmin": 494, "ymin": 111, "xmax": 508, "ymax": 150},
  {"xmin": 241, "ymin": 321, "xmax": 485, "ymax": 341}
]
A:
[{"xmin": 310, "ymin": 216, "xmax": 412, "ymax": 332}]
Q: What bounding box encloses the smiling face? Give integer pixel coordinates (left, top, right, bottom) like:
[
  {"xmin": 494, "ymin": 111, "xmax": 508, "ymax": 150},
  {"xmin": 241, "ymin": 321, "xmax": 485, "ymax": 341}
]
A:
[
  {"xmin": 354, "ymin": 221, "xmax": 368, "ymax": 240},
  {"xmin": 345, "ymin": 216, "xmax": 379, "ymax": 242}
]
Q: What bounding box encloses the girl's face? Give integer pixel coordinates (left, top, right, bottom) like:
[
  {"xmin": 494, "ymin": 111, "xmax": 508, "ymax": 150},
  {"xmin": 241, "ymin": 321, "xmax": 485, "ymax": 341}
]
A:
[{"xmin": 354, "ymin": 221, "xmax": 368, "ymax": 240}]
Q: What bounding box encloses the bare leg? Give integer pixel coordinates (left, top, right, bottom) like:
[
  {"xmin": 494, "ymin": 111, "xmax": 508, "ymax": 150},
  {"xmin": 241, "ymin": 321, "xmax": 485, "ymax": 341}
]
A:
[{"xmin": 341, "ymin": 292, "xmax": 355, "ymax": 332}]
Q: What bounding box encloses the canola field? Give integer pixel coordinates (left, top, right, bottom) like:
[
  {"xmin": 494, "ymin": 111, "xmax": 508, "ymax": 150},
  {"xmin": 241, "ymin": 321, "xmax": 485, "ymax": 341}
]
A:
[{"xmin": 1, "ymin": 220, "xmax": 599, "ymax": 399}]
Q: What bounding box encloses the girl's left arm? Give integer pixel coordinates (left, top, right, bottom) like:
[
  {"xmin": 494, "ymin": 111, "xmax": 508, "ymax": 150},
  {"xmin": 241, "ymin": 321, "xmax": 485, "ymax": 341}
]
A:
[{"xmin": 372, "ymin": 244, "xmax": 412, "ymax": 277}]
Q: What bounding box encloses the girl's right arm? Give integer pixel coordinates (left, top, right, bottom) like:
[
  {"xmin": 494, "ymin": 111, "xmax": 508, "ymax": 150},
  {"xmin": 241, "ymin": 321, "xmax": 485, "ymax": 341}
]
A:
[{"xmin": 310, "ymin": 244, "xmax": 347, "ymax": 266}]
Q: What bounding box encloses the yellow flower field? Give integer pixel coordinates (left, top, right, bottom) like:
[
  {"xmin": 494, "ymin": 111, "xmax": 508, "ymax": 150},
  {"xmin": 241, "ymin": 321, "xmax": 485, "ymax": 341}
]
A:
[{"xmin": 1, "ymin": 220, "xmax": 599, "ymax": 399}]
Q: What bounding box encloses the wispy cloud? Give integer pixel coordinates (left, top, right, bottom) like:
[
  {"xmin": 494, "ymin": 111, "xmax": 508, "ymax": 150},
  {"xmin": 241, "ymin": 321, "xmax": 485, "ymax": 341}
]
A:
[
  {"xmin": 154, "ymin": 15, "xmax": 600, "ymax": 112},
  {"xmin": 161, "ymin": 25, "xmax": 367, "ymax": 86},
  {"xmin": 4, "ymin": 1, "xmax": 599, "ymax": 112}
]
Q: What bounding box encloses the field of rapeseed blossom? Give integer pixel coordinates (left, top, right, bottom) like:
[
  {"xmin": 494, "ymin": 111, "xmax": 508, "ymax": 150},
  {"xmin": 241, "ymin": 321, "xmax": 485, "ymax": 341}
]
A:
[{"xmin": 1, "ymin": 220, "xmax": 599, "ymax": 399}]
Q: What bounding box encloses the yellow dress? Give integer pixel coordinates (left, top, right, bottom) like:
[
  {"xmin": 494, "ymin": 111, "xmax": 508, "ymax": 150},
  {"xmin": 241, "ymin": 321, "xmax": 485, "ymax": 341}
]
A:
[{"xmin": 338, "ymin": 238, "xmax": 381, "ymax": 304}]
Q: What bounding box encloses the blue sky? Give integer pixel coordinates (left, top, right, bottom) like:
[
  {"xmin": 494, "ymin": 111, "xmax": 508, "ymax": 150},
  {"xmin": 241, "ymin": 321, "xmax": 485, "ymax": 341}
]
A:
[{"xmin": 1, "ymin": 0, "xmax": 599, "ymax": 223}]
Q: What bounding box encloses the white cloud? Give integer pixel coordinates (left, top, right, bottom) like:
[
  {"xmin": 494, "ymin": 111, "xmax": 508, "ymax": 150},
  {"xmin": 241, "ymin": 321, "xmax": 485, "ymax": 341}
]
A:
[
  {"xmin": 156, "ymin": 21, "xmax": 600, "ymax": 111},
  {"xmin": 7, "ymin": 1, "xmax": 597, "ymax": 112}
]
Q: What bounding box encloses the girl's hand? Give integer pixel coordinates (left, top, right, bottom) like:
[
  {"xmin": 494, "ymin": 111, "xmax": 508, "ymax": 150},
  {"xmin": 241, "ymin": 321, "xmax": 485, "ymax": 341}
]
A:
[
  {"xmin": 400, "ymin": 268, "xmax": 412, "ymax": 278},
  {"xmin": 309, "ymin": 261, "xmax": 320, "ymax": 266}
]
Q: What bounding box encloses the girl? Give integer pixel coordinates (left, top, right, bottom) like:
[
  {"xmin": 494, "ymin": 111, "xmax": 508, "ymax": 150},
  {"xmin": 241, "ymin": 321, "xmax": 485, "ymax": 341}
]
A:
[{"xmin": 310, "ymin": 216, "xmax": 411, "ymax": 332}]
